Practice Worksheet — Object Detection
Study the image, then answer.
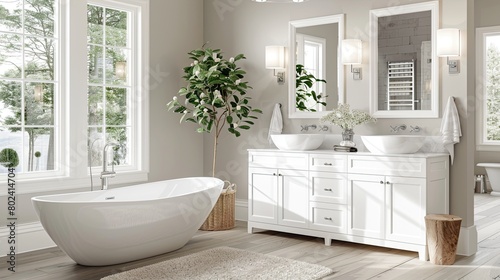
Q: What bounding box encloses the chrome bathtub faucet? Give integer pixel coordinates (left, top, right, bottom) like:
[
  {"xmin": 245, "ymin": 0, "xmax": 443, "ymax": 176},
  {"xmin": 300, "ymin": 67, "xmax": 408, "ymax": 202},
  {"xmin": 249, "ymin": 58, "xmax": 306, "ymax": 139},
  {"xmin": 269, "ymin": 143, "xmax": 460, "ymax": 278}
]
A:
[{"xmin": 101, "ymin": 143, "xmax": 119, "ymax": 190}]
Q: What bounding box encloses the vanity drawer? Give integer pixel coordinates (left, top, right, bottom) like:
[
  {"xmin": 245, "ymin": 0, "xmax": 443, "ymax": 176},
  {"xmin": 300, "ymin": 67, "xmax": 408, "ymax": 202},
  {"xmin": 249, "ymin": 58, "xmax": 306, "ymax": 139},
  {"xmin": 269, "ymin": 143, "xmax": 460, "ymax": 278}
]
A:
[
  {"xmin": 310, "ymin": 202, "xmax": 347, "ymax": 233},
  {"xmin": 249, "ymin": 152, "xmax": 308, "ymax": 170},
  {"xmin": 309, "ymin": 171, "xmax": 347, "ymax": 204},
  {"xmin": 347, "ymin": 155, "xmax": 426, "ymax": 177},
  {"xmin": 309, "ymin": 154, "xmax": 347, "ymax": 172}
]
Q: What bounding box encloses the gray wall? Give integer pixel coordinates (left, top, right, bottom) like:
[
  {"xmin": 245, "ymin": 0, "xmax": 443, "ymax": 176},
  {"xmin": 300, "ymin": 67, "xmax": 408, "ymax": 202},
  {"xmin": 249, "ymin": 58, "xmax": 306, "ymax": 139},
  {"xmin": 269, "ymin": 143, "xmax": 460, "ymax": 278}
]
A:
[
  {"xmin": 203, "ymin": 0, "xmax": 474, "ymax": 228},
  {"xmin": 0, "ymin": 0, "xmax": 205, "ymax": 224},
  {"xmin": 149, "ymin": 0, "xmax": 205, "ymax": 182}
]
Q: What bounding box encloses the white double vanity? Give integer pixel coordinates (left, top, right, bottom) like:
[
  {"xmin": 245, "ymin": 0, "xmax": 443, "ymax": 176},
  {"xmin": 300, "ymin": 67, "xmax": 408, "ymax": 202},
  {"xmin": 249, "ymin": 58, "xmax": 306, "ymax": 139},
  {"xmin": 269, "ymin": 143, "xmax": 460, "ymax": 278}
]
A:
[{"xmin": 247, "ymin": 149, "xmax": 449, "ymax": 260}]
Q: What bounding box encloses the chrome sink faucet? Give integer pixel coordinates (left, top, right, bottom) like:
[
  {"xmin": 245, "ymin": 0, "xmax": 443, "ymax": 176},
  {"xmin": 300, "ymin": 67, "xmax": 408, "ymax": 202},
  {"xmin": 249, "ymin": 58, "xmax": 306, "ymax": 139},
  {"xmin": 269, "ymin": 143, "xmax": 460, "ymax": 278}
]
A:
[
  {"xmin": 100, "ymin": 143, "xmax": 119, "ymax": 190},
  {"xmin": 390, "ymin": 124, "xmax": 407, "ymax": 133},
  {"xmin": 301, "ymin": 124, "xmax": 317, "ymax": 131}
]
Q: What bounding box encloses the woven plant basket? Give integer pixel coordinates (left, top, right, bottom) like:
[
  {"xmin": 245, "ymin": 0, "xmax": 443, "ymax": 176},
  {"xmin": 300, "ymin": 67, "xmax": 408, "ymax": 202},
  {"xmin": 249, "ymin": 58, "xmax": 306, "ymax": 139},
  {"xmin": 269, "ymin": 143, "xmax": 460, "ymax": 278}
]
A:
[{"xmin": 200, "ymin": 182, "xmax": 236, "ymax": 231}]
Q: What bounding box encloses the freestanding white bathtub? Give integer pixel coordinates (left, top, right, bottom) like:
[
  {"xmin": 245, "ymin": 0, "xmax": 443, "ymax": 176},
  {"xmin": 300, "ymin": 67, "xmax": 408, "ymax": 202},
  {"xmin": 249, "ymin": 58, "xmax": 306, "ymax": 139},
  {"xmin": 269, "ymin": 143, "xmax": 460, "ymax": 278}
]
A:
[
  {"xmin": 31, "ymin": 177, "xmax": 224, "ymax": 266},
  {"xmin": 477, "ymin": 163, "xmax": 500, "ymax": 196}
]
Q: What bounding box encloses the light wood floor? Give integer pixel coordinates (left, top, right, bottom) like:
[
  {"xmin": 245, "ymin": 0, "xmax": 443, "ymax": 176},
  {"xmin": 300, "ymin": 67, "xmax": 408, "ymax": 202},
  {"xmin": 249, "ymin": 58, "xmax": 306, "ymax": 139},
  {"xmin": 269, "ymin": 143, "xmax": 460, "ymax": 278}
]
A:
[{"xmin": 2, "ymin": 194, "xmax": 500, "ymax": 280}]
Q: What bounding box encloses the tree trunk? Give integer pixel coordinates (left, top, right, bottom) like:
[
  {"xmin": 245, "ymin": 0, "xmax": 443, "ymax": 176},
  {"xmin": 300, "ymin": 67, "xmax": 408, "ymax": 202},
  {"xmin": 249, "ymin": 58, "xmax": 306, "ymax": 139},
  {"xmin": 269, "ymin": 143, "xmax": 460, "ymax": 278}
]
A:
[
  {"xmin": 212, "ymin": 131, "xmax": 217, "ymax": 178},
  {"xmin": 28, "ymin": 130, "xmax": 33, "ymax": 171}
]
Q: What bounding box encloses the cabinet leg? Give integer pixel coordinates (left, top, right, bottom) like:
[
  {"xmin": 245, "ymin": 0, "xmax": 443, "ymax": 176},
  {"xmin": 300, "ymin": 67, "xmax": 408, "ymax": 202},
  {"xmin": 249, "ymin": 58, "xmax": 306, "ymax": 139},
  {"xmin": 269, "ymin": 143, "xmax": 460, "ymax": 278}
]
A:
[
  {"xmin": 418, "ymin": 246, "xmax": 428, "ymax": 261},
  {"xmin": 324, "ymin": 237, "xmax": 332, "ymax": 246},
  {"xmin": 247, "ymin": 225, "xmax": 253, "ymax": 234}
]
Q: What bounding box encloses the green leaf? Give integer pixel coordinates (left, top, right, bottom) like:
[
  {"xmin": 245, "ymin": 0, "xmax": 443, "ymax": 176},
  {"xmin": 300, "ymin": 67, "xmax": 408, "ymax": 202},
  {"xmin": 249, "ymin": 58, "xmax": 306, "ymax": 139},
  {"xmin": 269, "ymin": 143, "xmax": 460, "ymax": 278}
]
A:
[
  {"xmin": 174, "ymin": 106, "xmax": 186, "ymax": 113},
  {"xmin": 234, "ymin": 54, "xmax": 245, "ymax": 61},
  {"xmin": 228, "ymin": 127, "xmax": 241, "ymax": 137},
  {"xmin": 226, "ymin": 115, "xmax": 233, "ymax": 124}
]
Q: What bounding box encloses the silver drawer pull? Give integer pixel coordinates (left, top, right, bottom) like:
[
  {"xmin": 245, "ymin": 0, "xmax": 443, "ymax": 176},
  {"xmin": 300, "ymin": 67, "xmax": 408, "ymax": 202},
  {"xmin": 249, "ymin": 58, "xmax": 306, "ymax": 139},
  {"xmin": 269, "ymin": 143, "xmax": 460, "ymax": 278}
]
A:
[
  {"xmin": 324, "ymin": 188, "xmax": 333, "ymax": 192},
  {"xmin": 324, "ymin": 217, "xmax": 333, "ymax": 221},
  {"xmin": 323, "ymin": 163, "xmax": 333, "ymax": 166}
]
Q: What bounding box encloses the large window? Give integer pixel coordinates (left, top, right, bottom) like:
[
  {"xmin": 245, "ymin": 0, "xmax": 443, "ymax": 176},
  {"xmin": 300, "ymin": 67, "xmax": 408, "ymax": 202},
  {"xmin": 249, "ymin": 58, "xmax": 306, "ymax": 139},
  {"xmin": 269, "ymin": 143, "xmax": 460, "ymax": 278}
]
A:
[
  {"xmin": 0, "ymin": 0, "xmax": 59, "ymax": 174},
  {"xmin": 0, "ymin": 0, "xmax": 149, "ymax": 193},
  {"xmin": 477, "ymin": 26, "xmax": 500, "ymax": 151},
  {"xmin": 87, "ymin": 4, "xmax": 132, "ymax": 168}
]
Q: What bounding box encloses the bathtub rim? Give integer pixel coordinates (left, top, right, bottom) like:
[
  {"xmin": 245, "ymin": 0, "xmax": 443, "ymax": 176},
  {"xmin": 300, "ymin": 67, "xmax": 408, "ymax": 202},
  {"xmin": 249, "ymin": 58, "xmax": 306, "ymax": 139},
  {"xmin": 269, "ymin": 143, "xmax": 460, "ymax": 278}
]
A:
[
  {"xmin": 31, "ymin": 176, "xmax": 224, "ymax": 204},
  {"xmin": 477, "ymin": 163, "xmax": 500, "ymax": 168}
]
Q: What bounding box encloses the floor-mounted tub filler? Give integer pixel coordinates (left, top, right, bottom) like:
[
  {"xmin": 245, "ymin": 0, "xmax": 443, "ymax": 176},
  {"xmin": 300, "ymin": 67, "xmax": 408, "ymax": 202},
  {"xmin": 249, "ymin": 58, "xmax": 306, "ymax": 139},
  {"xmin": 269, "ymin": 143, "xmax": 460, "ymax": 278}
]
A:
[{"xmin": 31, "ymin": 177, "xmax": 224, "ymax": 266}]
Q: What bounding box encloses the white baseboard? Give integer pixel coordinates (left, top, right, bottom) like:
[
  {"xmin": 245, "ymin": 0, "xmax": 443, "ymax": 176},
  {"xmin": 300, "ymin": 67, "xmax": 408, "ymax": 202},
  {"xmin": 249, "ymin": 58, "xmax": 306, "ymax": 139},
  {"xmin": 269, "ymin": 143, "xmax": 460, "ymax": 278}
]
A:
[
  {"xmin": 0, "ymin": 222, "xmax": 56, "ymax": 255},
  {"xmin": 235, "ymin": 198, "xmax": 248, "ymax": 221},
  {"xmin": 456, "ymin": 225, "xmax": 478, "ymax": 256}
]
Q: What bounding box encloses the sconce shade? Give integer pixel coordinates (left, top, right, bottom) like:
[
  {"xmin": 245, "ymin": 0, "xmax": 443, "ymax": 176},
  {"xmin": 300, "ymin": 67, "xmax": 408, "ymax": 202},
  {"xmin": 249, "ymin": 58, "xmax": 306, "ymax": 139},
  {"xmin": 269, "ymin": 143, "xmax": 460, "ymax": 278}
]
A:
[
  {"xmin": 437, "ymin": 28, "xmax": 460, "ymax": 57},
  {"xmin": 342, "ymin": 39, "xmax": 362, "ymax": 65},
  {"xmin": 265, "ymin": 45, "xmax": 285, "ymax": 69}
]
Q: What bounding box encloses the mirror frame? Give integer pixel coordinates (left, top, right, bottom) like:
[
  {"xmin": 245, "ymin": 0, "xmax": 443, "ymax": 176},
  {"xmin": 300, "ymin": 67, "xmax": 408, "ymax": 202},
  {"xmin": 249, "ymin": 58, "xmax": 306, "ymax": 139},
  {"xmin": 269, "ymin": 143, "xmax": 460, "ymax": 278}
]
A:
[
  {"xmin": 288, "ymin": 14, "xmax": 345, "ymax": 119},
  {"xmin": 369, "ymin": 1, "xmax": 439, "ymax": 118}
]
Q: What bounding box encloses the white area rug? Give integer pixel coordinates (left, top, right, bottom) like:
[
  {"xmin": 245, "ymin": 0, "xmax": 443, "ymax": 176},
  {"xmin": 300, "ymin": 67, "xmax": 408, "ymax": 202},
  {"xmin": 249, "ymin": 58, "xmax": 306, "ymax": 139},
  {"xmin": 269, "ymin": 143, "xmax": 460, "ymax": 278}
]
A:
[{"xmin": 101, "ymin": 247, "xmax": 334, "ymax": 280}]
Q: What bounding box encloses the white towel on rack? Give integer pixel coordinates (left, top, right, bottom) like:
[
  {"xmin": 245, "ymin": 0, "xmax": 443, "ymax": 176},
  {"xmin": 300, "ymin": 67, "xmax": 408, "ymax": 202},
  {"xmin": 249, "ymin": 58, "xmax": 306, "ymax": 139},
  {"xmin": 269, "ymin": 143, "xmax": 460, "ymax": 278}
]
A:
[
  {"xmin": 268, "ymin": 103, "xmax": 283, "ymax": 145},
  {"xmin": 440, "ymin": 96, "xmax": 462, "ymax": 164}
]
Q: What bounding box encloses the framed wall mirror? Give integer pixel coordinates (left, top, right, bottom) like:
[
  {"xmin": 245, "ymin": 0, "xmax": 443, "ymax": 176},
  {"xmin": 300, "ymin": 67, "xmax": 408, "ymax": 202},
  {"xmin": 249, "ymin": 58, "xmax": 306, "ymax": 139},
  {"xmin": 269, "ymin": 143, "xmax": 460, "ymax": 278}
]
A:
[
  {"xmin": 289, "ymin": 14, "xmax": 344, "ymax": 119},
  {"xmin": 369, "ymin": 1, "xmax": 439, "ymax": 118}
]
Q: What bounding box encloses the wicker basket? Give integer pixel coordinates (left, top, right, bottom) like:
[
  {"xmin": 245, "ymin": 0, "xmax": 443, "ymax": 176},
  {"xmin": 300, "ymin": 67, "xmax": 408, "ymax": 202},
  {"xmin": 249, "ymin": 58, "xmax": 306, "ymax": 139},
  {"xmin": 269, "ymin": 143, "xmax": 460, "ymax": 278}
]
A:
[{"xmin": 200, "ymin": 183, "xmax": 236, "ymax": 231}]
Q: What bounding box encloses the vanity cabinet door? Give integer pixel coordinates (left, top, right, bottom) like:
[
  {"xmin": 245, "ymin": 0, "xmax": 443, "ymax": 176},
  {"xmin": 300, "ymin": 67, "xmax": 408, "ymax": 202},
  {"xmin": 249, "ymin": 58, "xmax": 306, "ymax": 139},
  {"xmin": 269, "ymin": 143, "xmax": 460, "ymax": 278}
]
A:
[
  {"xmin": 279, "ymin": 169, "xmax": 309, "ymax": 228},
  {"xmin": 385, "ymin": 176, "xmax": 426, "ymax": 244},
  {"xmin": 248, "ymin": 167, "xmax": 278, "ymax": 224},
  {"xmin": 348, "ymin": 174, "xmax": 385, "ymax": 239}
]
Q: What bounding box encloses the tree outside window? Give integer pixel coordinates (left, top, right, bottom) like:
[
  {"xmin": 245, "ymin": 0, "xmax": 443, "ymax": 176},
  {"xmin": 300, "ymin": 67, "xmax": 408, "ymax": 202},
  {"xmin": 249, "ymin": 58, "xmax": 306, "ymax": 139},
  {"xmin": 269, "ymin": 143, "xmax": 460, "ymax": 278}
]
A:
[
  {"xmin": 0, "ymin": 0, "xmax": 57, "ymax": 173},
  {"xmin": 485, "ymin": 35, "xmax": 500, "ymax": 141},
  {"xmin": 87, "ymin": 4, "xmax": 131, "ymax": 168}
]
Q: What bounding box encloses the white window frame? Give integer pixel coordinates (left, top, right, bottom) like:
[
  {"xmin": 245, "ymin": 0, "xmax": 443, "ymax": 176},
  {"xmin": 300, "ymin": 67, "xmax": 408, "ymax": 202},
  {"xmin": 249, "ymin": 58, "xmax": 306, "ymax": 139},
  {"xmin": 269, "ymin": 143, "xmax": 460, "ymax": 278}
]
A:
[
  {"xmin": 476, "ymin": 26, "xmax": 500, "ymax": 151},
  {"xmin": 0, "ymin": 0, "xmax": 149, "ymax": 195},
  {"xmin": 0, "ymin": 0, "xmax": 64, "ymax": 181}
]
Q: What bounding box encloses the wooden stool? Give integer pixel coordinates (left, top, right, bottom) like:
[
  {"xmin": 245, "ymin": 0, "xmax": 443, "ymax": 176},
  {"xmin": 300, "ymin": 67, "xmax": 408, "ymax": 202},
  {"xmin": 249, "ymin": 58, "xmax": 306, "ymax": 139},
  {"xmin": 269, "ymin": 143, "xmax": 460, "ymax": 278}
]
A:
[{"xmin": 424, "ymin": 214, "xmax": 462, "ymax": 265}]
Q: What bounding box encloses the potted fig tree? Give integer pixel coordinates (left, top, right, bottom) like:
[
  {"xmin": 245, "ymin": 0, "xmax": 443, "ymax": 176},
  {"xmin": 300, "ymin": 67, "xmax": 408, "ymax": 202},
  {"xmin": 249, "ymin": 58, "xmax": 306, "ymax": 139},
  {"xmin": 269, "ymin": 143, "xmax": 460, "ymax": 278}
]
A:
[{"xmin": 167, "ymin": 46, "xmax": 262, "ymax": 230}]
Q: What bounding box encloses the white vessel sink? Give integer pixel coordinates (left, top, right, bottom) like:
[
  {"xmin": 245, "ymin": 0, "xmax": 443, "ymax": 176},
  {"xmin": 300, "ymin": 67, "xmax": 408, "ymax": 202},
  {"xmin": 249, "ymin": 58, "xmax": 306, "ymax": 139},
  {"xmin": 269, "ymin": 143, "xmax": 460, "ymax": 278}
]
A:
[
  {"xmin": 361, "ymin": 135, "xmax": 425, "ymax": 154},
  {"xmin": 271, "ymin": 134, "xmax": 324, "ymax": 151}
]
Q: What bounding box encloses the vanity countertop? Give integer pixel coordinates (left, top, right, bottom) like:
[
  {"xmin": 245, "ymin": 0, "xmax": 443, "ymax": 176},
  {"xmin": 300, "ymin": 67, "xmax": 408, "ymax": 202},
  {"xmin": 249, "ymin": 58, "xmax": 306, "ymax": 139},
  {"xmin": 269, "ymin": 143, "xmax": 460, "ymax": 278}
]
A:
[{"xmin": 248, "ymin": 148, "xmax": 449, "ymax": 158}]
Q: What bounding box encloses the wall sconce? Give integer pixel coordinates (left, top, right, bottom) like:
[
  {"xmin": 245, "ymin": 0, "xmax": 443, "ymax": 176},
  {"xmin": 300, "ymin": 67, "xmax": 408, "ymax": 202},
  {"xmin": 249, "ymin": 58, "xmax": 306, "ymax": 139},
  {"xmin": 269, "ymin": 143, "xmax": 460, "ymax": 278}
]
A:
[
  {"xmin": 265, "ymin": 45, "xmax": 286, "ymax": 85},
  {"xmin": 342, "ymin": 39, "xmax": 362, "ymax": 80},
  {"xmin": 34, "ymin": 84, "xmax": 43, "ymax": 102},
  {"xmin": 115, "ymin": 61, "xmax": 127, "ymax": 80},
  {"xmin": 437, "ymin": 28, "xmax": 460, "ymax": 74}
]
